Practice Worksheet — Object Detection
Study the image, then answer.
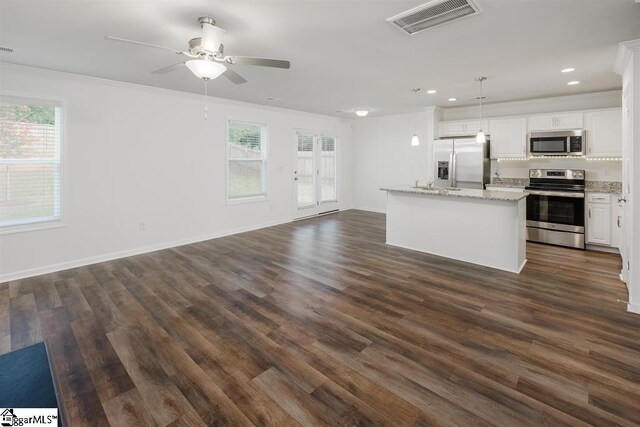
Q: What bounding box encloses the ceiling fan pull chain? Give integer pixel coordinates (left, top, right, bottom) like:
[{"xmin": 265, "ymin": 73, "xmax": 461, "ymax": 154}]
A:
[{"xmin": 203, "ymin": 78, "xmax": 209, "ymax": 120}]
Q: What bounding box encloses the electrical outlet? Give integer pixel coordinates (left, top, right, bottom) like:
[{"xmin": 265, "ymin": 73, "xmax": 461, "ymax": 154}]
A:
[{"xmin": 139, "ymin": 222, "xmax": 146, "ymax": 231}]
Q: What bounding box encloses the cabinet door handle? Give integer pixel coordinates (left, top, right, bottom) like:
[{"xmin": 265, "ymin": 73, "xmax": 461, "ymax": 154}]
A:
[
  {"xmin": 588, "ymin": 208, "xmax": 591, "ymax": 219},
  {"xmin": 618, "ymin": 216, "xmax": 622, "ymax": 228}
]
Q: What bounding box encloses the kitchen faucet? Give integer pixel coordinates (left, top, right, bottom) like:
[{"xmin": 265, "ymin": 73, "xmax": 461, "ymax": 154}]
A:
[{"xmin": 424, "ymin": 178, "xmax": 445, "ymax": 188}]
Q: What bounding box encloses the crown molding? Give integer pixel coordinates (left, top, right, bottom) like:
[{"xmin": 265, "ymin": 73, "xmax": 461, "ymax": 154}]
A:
[{"xmin": 614, "ymin": 39, "xmax": 640, "ymax": 75}]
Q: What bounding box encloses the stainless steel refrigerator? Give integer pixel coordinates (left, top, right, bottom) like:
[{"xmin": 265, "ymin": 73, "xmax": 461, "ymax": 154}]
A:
[{"xmin": 433, "ymin": 138, "xmax": 490, "ymax": 189}]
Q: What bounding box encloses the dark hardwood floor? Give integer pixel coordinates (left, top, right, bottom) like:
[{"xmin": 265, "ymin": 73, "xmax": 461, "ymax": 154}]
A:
[{"xmin": 3, "ymin": 210, "xmax": 640, "ymax": 426}]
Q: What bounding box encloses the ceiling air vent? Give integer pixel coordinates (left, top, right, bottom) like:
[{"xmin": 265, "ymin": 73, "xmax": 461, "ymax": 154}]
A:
[
  {"xmin": 387, "ymin": 0, "xmax": 482, "ymax": 35},
  {"xmin": 0, "ymin": 46, "xmax": 14, "ymax": 53}
]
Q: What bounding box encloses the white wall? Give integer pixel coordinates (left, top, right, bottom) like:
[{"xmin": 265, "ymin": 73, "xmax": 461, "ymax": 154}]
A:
[
  {"xmin": 615, "ymin": 39, "xmax": 640, "ymax": 314},
  {"xmin": 0, "ymin": 64, "xmax": 353, "ymax": 282},
  {"xmin": 352, "ymin": 108, "xmax": 435, "ymax": 213}
]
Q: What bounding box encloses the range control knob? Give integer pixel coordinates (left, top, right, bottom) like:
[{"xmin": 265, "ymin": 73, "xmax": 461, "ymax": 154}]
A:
[{"xmin": 572, "ymin": 171, "xmax": 583, "ymax": 178}]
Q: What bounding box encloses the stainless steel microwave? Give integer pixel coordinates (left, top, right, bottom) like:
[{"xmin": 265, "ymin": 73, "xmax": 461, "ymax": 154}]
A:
[{"xmin": 528, "ymin": 130, "xmax": 586, "ymax": 156}]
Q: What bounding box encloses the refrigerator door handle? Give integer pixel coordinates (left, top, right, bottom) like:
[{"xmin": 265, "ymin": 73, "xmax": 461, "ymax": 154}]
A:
[
  {"xmin": 449, "ymin": 151, "xmax": 454, "ymax": 187},
  {"xmin": 451, "ymin": 151, "xmax": 457, "ymax": 188}
]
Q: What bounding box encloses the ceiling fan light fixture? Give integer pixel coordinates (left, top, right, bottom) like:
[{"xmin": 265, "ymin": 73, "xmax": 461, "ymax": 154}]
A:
[{"xmin": 186, "ymin": 59, "xmax": 227, "ymax": 80}]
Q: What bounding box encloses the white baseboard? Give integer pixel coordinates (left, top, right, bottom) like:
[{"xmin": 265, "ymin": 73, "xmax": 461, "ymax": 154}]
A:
[
  {"xmin": 352, "ymin": 206, "xmax": 387, "ymax": 214},
  {"xmin": 0, "ymin": 218, "xmax": 291, "ymax": 284},
  {"xmin": 586, "ymin": 244, "xmax": 620, "ymax": 254},
  {"xmin": 517, "ymin": 259, "xmax": 528, "ymax": 273},
  {"xmin": 628, "ymin": 302, "xmax": 640, "ymax": 315}
]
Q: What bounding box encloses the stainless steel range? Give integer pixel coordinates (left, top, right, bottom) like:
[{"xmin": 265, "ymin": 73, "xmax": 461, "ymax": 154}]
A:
[{"xmin": 525, "ymin": 169, "xmax": 586, "ymax": 249}]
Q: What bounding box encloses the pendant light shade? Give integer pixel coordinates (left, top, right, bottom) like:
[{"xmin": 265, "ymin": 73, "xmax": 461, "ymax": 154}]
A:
[
  {"xmin": 410, "ymin": 88, "xmax": 421, "ymax": 146},
  {"xmin": 186, "ymin": 59, "xmax": 227, "ymax": 80},
  {"xmin": 475, "ymin": 76, "xmax": 487, "ymax": 144}
]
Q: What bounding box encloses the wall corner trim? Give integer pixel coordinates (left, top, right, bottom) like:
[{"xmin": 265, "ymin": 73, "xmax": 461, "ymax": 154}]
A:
[{"xmin": 614, "ymin": 39, "xmax": 640, "ymax": 75}]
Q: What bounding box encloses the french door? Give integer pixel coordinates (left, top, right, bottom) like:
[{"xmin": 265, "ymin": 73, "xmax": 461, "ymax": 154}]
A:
[{"xmin": 293, "ymin": 130, "xmax": 338, "ymax": 219}]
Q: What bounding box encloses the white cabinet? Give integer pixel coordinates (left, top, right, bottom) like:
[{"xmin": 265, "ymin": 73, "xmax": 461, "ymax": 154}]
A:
[
  {"xmin": 439, "ymin": 119, "xmax": 489, "ymax": 137},
  {"xmin": 585, "ymin": 109, "xmax": 622, "ymax": 157},
  {"xmin": 528, "ymin": 112, "xmax": 583, "ymax": 131},
  {"xmin": 586, "ymin": 193, "xmax": 611, "ymax": 246},
  {"xmin": 489, "ymin": 117, "xmax": 528, "ymax": 159}
]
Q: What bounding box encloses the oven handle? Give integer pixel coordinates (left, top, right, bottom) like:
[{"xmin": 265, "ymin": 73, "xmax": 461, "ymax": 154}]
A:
[{"xmin": 525, "ymin": 190, "xmax": 584, "ymax": 198}]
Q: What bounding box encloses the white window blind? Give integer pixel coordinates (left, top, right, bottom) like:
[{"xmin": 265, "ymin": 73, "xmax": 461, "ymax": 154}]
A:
[
  {"xmin": 0, "ymin": 98, "xmax": 62, "ymax": 229},
  {"xmin": 227, "ymin": 120, "xmax": 267, "ymax": 200}
]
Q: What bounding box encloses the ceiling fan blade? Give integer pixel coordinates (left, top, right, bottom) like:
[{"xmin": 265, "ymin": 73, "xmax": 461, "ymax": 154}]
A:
[
  {"xmin": 225, "ymin": 56, "xmax": 290, "ymax": 69},
  {"xmin": 151, "ymin": 62, "xmax": 186, "ymax": 74},
  {"xmin": 222, "ymin": 68, "xmax": 248, "ymax": 85},
  {"xmin": 105, "ymin": 36, "xmax": 183, "ymax": 54}
]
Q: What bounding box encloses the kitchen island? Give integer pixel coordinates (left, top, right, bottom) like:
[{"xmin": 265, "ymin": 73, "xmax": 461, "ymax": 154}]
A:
[{"xmin": 381, "ymin": 185, "xmax": 528, "ymax": 273}]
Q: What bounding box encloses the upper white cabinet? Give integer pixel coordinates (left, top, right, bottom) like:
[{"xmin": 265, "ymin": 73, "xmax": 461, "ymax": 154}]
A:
[
  {"xmin": 439, "ymin": 119, "xmax": 489, "ymax": 137},
  {"xmin": 488, "ymin": 117, "xmax": 528, "ymax": 159},
  {"xmin": 528, "ymin": 112, "xmax": 583, "ymax": 131},
  {"xmin": 585, "ymin": 108, "xmax": 622, "ymax": 157}
]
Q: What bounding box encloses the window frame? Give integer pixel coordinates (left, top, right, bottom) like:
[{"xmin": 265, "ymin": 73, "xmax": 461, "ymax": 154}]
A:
[
  {"xmin": 0, "ymin": 92, "xmax": 66, "ymax": 235},
  {"xmin": 225, "ymin": 118, "xmax": 269, "ymax": 205}
]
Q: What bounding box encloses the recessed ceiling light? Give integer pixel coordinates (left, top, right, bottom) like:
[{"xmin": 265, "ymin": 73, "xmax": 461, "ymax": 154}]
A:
[
  {"xmin": 448, "ymin": 97, "xmax": 457, "ymax": 102},
  {"xmin": 427, "ymin": 89, "xmax": 437, "ymax": 94},
  {"xmin": 355, "ymin": 110, "xmax": 369, "ymax": 117},
  {"xmin": 561, "ymin": 68, "xmax": 575, "ymax": 73},
  {"xmin": 567, "ymin": 81, "xmax": 580, "ymax": 85}
]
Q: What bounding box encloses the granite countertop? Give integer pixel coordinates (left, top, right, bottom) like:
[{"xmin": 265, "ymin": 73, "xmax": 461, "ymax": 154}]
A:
[
  {"xmin": 485, "ymin": 183, "xmax": 527, "ymax": 189},
  {"xmin": 380, "ymin": 186, "xmax": 528, "ymax": 202}
]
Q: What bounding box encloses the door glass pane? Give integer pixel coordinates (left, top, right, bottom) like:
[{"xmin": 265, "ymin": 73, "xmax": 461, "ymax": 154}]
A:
[
  {"xmin": 320, "ymin": 136, "xmax": 336, "ymax": 202},
  {"xmin": 296, "ymin": 133, "xmax": 314, "ymax": 209}
]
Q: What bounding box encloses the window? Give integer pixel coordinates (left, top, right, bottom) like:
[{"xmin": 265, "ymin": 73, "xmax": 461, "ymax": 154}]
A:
[
  {"xmin": 320, "ymin": 135, "xmax": 337, "ymax": 202},
  {"xmin": 227, "ymin": 120, "xmax": 267, "ymax": 201},
  {"xmin": 0, "ymin": 97, "xmax": 62, "ymax": 230}
]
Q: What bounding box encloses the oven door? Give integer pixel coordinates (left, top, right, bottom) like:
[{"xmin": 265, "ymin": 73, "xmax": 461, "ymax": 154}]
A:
[
  {"xmin": 526, "ymin": 190, "xmax": 585, "ymax": 232},
  {"xmin": 529, "ymin": 136, "xmax": 568, "ymax": 155}
]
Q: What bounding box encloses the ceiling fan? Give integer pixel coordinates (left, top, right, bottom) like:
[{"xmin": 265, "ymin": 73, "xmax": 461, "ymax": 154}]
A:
[{"xmin": 106, "ymin": 16, "xmax": 291, "ymax": 85}]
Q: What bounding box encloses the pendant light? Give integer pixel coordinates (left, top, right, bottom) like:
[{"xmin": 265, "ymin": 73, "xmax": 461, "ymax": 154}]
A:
[
  {"xmin": 411, "ymin": 88, "xmax": 421, "ymax": 146},
  {"xmin": 475, "ymin": 77, "xmax": 487, "ymax": 143}
]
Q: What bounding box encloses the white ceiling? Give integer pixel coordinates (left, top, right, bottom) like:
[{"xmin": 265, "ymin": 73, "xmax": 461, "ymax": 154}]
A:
[{"xmin": 1, "ymin": 0, "xmax": 639, "ymax": 117}]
